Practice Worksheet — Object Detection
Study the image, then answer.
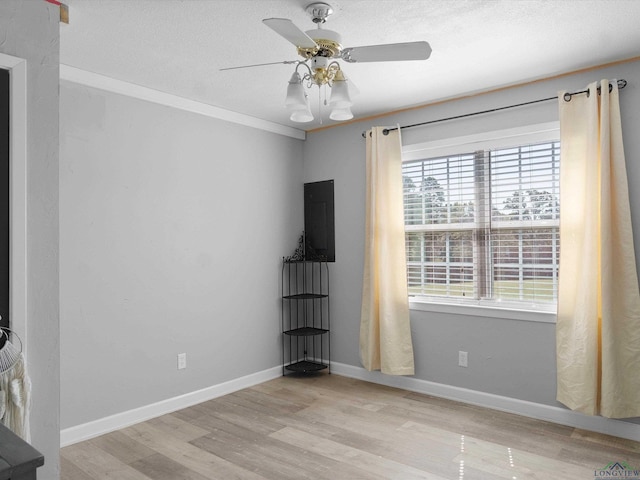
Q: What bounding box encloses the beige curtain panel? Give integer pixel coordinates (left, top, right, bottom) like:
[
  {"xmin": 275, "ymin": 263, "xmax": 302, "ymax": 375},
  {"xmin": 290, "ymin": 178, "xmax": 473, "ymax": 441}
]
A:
[
  {"xmin": 557, "ymin": 79, "xmax": 640, "ymax": 418},
  {"xmin": 360, "ymin": 127, "xmax": 415, "ymax": 375}
]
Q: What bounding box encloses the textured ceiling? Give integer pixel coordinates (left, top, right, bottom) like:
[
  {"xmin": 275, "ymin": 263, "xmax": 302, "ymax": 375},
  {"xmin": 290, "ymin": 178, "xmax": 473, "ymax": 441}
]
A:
[{"xmin": 60, "ymin": 0, "xmax": 640, "ymax": 132}]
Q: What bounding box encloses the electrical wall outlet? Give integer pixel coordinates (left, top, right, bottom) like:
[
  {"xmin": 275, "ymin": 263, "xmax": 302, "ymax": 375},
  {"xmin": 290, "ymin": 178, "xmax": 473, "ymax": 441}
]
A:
[
  {"xmin": 458, "ymin": 351, "xmax": 468, "ymax": 368},
  {"xmin": 177, "ymin": 353, "xmax": 187, "ymax": 370}
]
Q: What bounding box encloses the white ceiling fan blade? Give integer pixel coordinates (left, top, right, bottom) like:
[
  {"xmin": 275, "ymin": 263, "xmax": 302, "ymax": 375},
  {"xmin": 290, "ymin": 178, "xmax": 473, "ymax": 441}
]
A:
[
  {"xmin": 262, "ymin": 18, "xmax": 318, "ymax": 49},
  {"xmin": 341, "ymin": 41, "xmax": 432, "ymax": 63},
  {"xmin": 220, "ymin": 60, "xmax": 298, "ymax": 71}
]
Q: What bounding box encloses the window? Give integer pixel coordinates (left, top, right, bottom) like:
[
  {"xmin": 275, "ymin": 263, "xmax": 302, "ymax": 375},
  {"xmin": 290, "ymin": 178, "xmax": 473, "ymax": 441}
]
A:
[{"xmin": 402, "ymin": 124, "xmax": 560, "ymax": 313}]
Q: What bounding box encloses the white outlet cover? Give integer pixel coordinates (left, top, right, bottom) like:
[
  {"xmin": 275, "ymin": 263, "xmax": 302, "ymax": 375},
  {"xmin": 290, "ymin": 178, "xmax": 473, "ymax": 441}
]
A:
[
  {"xmin": 458, "ymin": 351, "xmax": 468, "ymax": 367},
  {"xmin": 177, "ymin": 353, "xmax": 187, "ymax": 370}
]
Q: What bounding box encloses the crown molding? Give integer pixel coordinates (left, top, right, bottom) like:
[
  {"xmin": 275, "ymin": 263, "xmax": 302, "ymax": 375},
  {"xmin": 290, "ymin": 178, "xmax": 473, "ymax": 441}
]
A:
[{"xmin": 60, "ymin": 65, "xmax": 306, "ymax": 140}]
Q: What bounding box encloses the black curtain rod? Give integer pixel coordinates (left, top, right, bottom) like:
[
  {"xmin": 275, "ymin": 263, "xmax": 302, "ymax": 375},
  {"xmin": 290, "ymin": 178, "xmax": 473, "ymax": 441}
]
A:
[{"xmin": 361, "ymin": 79, "xmax": 627, "ymax": 138}]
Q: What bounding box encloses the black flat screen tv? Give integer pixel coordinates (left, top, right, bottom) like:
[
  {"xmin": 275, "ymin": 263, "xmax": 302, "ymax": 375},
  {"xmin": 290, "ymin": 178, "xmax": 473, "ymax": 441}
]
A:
[{"xmin": 304, "ymin": 180, "xmax": 335, "ymax": 262}]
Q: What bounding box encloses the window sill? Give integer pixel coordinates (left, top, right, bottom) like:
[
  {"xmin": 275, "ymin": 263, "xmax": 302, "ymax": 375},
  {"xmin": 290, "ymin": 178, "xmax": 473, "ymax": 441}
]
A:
[{"xmin": 408, "ymin": 297, "xmax": 557, "ymax": 324}]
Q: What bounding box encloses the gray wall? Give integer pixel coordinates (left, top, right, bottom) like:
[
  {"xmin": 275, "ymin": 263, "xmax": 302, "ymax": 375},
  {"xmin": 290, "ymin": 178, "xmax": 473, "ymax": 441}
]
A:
[
  {"xmin": 60, "ymin": 83, "xmax": 304, "ymax": 428},
  {"xmin": 304, "ymin": 60, "xmax": 640, "ymax": 423},
  {"xmin": 0, "ymin": 1, "xmax": 60, "ymax": 478}
]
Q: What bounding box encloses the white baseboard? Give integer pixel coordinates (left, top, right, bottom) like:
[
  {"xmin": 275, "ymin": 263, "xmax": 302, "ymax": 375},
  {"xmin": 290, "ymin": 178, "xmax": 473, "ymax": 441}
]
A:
[
  {"xmin": 60, "ymin": 366, "xmax": 282, "ymax": 447},
  {"xmin": 61, "ymin": 362, "xmax": 640, "ymax": 447},
  {"xmin": 330, "ymin": 362, "xmax": 640, "ymax": 442}
]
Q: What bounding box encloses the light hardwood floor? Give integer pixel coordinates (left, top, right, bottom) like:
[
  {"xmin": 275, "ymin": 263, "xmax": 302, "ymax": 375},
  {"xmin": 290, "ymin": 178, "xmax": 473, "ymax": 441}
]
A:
[{"xmin": 61, "ymin": 373, "xmax": 640, "ymax": 480}]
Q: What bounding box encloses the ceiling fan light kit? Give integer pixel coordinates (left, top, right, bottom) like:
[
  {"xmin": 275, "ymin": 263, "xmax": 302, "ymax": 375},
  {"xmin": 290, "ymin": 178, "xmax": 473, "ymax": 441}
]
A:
[{"xmin": 228, "ymin": 2, "xmax": 432, "ymax": 124}]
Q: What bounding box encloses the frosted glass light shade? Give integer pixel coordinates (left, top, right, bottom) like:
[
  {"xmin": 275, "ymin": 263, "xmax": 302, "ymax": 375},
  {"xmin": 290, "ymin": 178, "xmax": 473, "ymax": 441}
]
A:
[
  {"xmin": 285, "ymin": 72, "xmax": 306, "ymax": 108},
  {"xmin": 290, "ymin": 105, "xmax": 314, "ymax": 123},
  {"xmin": 329, "ymin": 78, "xmax": 352, "ymax": 108},
  {"xmin": 329, "ymin": 106, "xmax": 353, "ymax": 121}
]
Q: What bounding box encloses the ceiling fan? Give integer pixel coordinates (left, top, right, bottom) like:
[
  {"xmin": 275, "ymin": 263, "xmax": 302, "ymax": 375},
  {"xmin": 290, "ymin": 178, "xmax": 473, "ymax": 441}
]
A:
[{"xmin": 221, "ymin": 2, "xmax": 432, "ymax": 123}]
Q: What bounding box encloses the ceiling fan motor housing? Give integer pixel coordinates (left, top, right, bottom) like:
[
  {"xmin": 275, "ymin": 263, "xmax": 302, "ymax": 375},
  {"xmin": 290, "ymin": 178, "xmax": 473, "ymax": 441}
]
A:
[{"xmin": 303, "ymin": 28, "xmax": 342, "ymax": 58}]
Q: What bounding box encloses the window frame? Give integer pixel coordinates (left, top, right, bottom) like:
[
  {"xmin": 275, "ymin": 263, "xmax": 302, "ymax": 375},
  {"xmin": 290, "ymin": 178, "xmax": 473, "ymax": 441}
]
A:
[{"xmin": 402, "ymin": 122, "xmax": 559, "ymax": 323}]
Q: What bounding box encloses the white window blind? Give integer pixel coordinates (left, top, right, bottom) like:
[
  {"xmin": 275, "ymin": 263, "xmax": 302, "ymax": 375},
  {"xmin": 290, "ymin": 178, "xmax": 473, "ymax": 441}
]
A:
[{"xmin": 403, "ymin": 140, "xmax": 560, "ymax": 307}]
